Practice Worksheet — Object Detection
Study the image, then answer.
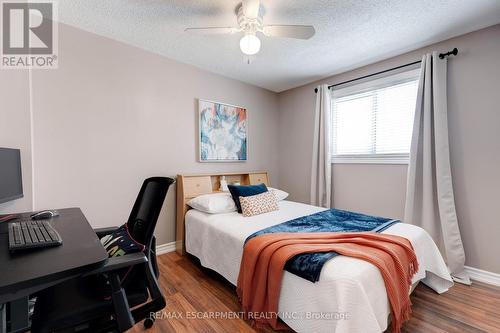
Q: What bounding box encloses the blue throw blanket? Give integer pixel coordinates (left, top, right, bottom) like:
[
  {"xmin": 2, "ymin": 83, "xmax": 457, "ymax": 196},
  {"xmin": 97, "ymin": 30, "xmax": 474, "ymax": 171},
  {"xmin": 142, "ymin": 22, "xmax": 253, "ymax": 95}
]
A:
[{"xmin": 245, "ymin": 209, "xmax": 399, "ymax": 282}]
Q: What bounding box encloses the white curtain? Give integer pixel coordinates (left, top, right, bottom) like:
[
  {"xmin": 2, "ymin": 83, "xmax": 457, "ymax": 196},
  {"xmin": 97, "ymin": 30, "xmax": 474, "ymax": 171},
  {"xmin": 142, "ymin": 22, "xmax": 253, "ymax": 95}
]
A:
[
  {"xmin": 311, "ymin": 84, "xmax": 332, "ymax": 208},
  {"xmin": 404, "ymin": 52, "xmax": 470, "ymax": 284}
]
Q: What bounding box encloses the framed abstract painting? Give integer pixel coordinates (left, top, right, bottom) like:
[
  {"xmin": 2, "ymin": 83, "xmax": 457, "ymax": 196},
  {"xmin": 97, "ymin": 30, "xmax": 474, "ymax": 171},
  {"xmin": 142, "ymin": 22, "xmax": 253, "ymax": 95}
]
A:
[{"xmin": 198, "ymin": 99, "xmax": 248, "ymax": 162}]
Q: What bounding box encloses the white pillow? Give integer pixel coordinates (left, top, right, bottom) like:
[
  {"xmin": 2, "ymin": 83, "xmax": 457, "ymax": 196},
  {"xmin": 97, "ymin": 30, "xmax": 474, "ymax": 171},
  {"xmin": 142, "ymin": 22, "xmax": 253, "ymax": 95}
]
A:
[
  {"xmin": 187, "ymin": 192, "xmax": 237, "ymax": 214},
  {"xmin": 268, "ymin": 187, "xmax": 289, "ymax": 201}
]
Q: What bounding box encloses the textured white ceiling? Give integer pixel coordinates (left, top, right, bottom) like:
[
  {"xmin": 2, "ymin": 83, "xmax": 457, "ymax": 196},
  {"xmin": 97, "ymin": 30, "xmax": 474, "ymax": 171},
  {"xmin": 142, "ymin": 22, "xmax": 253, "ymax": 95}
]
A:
[{"xmin": 57, "ymin": 0, "xmax": 500, "ymax": 92}]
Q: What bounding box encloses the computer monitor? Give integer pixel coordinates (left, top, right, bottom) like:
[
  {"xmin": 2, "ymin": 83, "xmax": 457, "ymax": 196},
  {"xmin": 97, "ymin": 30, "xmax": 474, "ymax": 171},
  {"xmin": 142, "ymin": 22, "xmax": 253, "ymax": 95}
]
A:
[{"xmin": 0, "ymin": 148, "xmax": 23, "ymax": 204}]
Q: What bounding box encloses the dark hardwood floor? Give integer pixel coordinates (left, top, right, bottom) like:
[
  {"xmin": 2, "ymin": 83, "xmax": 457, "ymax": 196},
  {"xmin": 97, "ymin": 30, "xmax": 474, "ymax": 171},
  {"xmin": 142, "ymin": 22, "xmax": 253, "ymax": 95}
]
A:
[{"xmin": 129, "ymin": 252, "xmax": 500, "ymax": 333}]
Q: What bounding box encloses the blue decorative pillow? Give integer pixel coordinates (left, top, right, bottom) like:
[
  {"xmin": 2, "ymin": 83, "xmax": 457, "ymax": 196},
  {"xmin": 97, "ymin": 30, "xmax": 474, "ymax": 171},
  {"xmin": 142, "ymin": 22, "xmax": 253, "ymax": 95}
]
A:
[
  {"xmin": 100, "ymin": 224, "xmax": 145, "ymax": 257},
  {"xmin": 228, "ymin": 183, "xmax": 268, "ymax": 213}
]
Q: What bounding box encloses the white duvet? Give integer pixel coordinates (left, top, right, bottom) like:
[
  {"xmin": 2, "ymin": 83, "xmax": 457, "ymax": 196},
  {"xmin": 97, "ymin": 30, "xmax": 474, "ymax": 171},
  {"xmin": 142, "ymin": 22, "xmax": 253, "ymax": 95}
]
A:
[{"xmin": 185, "ymin": 200, "xmax": 453, "ymax": 333}]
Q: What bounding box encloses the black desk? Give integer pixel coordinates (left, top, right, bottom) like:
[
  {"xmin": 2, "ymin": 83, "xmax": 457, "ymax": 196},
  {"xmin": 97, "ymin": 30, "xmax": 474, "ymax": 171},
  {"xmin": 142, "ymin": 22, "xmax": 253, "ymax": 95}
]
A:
[{"xmin": 0, "ymin": 208, "xmax": 108, "ymax": 332}]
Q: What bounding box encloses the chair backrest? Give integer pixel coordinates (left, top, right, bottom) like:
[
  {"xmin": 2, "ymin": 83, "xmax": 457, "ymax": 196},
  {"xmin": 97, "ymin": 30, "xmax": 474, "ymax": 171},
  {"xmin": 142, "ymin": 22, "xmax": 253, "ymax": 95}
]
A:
[
  {"xmin": 126, "ymin": 177, "xmax": 175, "ymax": 249},
  {"xmin": 120, "ymin": 177, "xmax": 173, "ymax": 299}
]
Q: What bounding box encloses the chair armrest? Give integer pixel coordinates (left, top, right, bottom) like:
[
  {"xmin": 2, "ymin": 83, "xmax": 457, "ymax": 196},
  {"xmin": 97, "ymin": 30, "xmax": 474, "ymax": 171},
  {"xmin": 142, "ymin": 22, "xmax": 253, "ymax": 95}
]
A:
[
  {"xmin": 84, "ymin": 252, "xmax": 148, "ymax": 276},
  {"xmin": 81, "ymin": 252, "xmax": 147, "ymax": 332},
  {"xmin": 94, "ymin": 226, "xmax": 119, "ymax": 238}
]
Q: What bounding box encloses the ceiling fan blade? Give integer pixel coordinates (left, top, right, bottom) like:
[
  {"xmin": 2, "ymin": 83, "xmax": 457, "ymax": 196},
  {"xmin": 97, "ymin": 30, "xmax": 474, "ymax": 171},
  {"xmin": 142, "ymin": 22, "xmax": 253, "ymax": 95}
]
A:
[
  {"xmin": 185, "ymin": 27, "xmax": 238, "ymax": 35},
  {"xmin": 242, "ymin": 0, "xmax": 260, "ymax": 19},
  {"xmin": 263, "ymin": 25, "xmax": 315, "ymax": 40}
]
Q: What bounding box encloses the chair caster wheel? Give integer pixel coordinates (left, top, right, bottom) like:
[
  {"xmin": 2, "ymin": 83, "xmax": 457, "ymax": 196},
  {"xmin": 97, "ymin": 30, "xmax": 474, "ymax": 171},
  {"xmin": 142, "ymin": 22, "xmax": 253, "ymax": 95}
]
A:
[{"xmin": 144, "ymin": 317, "xmax": 155, "ymax": 329}]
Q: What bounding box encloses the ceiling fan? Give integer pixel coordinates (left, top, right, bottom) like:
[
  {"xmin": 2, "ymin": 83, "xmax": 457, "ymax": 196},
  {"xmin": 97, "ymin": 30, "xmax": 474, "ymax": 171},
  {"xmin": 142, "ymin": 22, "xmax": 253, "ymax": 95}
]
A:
[{"xmin": 185, "ymin": 0, "xmax": 315, "ymax": 57}]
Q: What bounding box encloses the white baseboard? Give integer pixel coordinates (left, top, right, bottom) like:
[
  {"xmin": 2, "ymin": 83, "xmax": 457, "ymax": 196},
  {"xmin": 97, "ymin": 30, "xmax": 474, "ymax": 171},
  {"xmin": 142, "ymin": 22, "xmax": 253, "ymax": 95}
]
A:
[
  {"xmin": 465, "ymin": 266, "xmax": 500, "ymax": 287},
  {"xmin": 156, "ymin": 241, "xmax": 176, "ymax": 255}
]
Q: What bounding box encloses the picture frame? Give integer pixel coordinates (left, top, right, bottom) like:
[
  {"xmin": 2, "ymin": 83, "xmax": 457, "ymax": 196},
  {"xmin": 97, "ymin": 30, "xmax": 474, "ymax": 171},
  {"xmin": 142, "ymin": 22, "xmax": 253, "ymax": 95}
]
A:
[{"xmin": 198, "ymin": 99, "xmax": 248, "ymax": 162}]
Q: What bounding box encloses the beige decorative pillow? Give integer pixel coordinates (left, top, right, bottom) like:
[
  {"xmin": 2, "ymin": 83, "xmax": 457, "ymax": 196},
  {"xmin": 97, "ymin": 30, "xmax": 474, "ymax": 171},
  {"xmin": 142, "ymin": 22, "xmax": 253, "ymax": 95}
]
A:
[{"xmin": 239, "ymin": 191, "xmax": 279, "ymax": 217}]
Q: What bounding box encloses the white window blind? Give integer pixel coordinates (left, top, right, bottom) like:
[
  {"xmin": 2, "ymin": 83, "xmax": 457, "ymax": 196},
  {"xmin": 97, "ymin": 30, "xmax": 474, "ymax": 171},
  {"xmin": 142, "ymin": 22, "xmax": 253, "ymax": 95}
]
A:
[{"xmin": 332, "ymin": 68, "xmax": 420, "ymax": 164}]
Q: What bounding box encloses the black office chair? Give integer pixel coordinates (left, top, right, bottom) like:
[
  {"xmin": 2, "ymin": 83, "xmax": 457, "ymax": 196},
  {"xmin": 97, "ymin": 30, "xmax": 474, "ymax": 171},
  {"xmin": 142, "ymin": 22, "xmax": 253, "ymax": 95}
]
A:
[{"xmin": 31, "ymin": 177, "xmax": 175, "ymax": 333}]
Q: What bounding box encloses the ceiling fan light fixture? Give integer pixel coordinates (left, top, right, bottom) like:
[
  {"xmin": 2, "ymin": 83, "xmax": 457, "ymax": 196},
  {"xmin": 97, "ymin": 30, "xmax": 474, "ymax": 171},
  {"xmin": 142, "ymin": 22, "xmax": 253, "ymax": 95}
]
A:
[
  {"xmin": 240, "ymin": 33, "xmax": 261, "ymax": 55},
  {"xmin": 186, "ymin": 0, "xmax": 315, "ymax": 60}
]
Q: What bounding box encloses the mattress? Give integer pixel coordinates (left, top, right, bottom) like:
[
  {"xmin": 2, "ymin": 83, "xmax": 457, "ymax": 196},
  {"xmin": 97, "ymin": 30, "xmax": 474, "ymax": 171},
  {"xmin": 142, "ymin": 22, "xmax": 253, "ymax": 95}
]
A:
[{"xmin": 185, "ymin": 200, "xmax": 453, "ymax": 333}]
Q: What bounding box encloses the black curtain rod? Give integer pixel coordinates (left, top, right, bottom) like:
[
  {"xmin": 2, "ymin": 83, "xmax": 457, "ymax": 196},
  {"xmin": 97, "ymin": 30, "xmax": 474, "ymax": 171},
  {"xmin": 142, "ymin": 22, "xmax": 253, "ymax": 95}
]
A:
[{"xmin": 314, "ymin": 48, "xmax": 458, "ymax": 93}]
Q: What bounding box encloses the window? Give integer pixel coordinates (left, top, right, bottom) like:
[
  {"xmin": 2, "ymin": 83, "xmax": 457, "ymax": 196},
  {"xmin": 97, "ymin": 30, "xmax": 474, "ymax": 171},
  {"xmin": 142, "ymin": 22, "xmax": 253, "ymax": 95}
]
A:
[{"xmin": 331, "ymin": 68, "xmax": 420, "ymax": 164}]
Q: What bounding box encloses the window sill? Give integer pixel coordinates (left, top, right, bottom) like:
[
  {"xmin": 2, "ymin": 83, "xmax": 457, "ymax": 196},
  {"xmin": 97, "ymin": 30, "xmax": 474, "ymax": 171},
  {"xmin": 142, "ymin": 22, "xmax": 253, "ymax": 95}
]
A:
[{"xmin": 332, "ymin": 155, "xmax": 409, "ymax": 165}]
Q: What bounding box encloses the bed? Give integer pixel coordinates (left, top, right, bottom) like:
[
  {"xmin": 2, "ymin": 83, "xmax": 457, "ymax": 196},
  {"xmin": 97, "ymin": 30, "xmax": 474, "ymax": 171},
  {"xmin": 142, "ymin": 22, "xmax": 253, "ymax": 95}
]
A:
[{"xmin": 175, "ymin": 172, "xmax": 453, "ymax": 333}]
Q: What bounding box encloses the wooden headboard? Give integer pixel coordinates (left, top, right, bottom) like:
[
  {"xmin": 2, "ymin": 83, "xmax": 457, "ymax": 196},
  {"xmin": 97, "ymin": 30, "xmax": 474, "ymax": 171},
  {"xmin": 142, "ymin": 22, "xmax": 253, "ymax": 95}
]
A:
[{"xmin": 175, "ymin": 171, "xmax": 270, "ymax": 255}]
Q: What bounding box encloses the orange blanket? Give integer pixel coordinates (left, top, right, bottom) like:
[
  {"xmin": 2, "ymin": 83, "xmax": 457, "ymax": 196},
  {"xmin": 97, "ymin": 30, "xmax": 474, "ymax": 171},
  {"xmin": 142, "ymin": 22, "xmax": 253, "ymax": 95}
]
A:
[{"xmin": 236, "ymin": 232, "xmax": 418, "ymax": 333}]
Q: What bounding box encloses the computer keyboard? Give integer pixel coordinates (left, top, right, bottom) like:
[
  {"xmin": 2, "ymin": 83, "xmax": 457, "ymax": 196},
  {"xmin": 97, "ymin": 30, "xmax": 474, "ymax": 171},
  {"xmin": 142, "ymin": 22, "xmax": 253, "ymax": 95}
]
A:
[{"xmin": 8, "ymin": 220, "xmax": 62, "ymax": 252}]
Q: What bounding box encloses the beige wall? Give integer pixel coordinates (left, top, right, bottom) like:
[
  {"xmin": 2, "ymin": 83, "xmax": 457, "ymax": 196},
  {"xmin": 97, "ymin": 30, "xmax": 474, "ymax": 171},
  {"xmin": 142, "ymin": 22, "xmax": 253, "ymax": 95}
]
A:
[
  {"xmin": 0, "ymin": 70, "xmax": 33, "ymax": 214},
  {"xmin": 28, "ymin": 23, "xmax": 280, "ymax": 245},
  {"xmin": 333, "ymin": 164, "xmax": 408, "ymax": 220},
  {"xmin": 277, "ymin": 24, "xmax": 500, "ymax": 274}
]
